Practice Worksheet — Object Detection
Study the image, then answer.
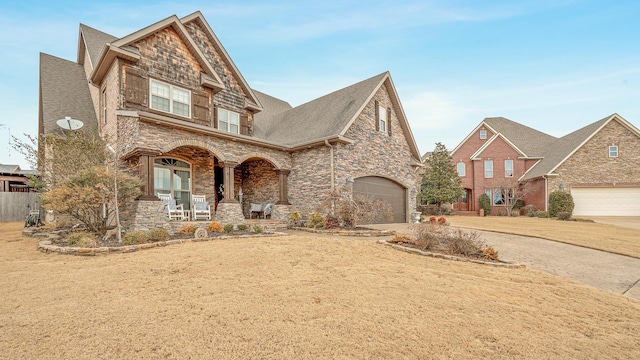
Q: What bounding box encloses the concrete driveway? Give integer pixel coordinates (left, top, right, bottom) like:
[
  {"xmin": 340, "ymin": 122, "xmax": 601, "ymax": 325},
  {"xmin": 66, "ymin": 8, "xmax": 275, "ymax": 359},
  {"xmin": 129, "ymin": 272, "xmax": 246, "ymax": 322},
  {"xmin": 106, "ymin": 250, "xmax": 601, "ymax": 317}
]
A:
[
  {"xmin": 368, "ymin": 223, "xmax": 640, "ymax": 301},
  {"xmin": 577, "ymin": 216, "xmax": 640, "ymax": 231}
]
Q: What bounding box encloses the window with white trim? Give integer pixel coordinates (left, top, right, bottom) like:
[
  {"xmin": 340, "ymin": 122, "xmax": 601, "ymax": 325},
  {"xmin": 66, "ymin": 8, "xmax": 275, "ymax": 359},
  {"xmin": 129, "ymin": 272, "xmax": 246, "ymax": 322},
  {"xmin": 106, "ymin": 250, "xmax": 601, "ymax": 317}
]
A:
[
  {"xmin": 493, "ymin": 188, "xmax": 505, "ymax": 205},
  {"xmin": 379, "ymin": 106, "xmax": 387, "ymax": 132},
  {"xmin": 480, "ymin": 129, "xmax": 487, "ymax": 139},
  {"xmin": 101, "ymin": 88, "xmax": 107, "ymax": 125},
  {"xmin": 505, "ymin": 159, "xmax": 514, "ymax": 177},
  {"xmin": 150, "ymin": 79, "xmax": 191, "ymax": 117},
  {"xmin": 218, "ymin": 108, "xmax": 240, "ymax": 134},
  {"xmin": 484, "ymin": 160, "xmax": 493, "ymax": 178},
  {"xmin": 609, "ymin": 145, "xmax": 618, "ymax": 158},
  {"xmin": 457, "ymin": 162, "xmax": 465, "ymax": 177}
]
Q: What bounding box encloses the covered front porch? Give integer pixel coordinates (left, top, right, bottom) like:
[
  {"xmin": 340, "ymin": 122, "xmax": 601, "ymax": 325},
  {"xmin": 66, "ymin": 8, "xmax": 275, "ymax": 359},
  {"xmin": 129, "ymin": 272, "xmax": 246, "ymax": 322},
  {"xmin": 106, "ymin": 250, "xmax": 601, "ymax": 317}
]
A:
[{"xmin": 122, "ymin": 144, "xmax": 292, "ymax": 231}]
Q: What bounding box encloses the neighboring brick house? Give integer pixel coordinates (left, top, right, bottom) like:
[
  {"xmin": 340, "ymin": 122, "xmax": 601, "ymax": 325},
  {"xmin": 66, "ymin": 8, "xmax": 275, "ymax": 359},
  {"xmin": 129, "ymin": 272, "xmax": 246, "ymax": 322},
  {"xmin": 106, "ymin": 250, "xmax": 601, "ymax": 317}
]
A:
[
  {"xmin": 449, "ymin": 114, "xmax": 640, "ymax": 216},
  {"xmin": 38, "ymin": 11, "xmax": 422, "ymax": 229}
]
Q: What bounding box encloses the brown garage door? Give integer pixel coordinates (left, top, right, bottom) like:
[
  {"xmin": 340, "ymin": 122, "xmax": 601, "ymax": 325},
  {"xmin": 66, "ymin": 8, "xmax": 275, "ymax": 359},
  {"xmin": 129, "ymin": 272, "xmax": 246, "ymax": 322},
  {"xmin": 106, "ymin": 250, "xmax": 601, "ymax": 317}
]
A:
[{"xmin": 353, "ymin": 176, "xmax": 406, "ymax": 223}]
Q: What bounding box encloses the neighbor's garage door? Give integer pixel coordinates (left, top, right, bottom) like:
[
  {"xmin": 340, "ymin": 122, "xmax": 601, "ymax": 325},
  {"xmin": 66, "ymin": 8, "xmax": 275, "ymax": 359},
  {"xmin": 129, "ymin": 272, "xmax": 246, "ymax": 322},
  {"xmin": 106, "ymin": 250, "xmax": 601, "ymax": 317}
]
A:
[
  {"xmin": 353, "ymin": 176, "xmax": 406, "ymax": 223},
  {"xmin": 572, "ymin": 187, "xmax": 640, "ymax": 216}
]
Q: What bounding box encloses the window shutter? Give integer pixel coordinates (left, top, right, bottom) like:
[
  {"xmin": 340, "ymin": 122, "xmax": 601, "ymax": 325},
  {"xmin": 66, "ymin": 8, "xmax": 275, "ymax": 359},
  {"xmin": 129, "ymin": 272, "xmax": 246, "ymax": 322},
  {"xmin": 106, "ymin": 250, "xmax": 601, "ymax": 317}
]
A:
[
  {"xmin": 125, "ymin": 69, "xmax": 148, "ymax": 106},
  {"xmin": 191, "ymin": 90, "xmax": 210, "ymax": 125},
  {"xmin": 387, "ymin": 107, "xmax": 392, "ymax": 136},
  {"xmin": 213, "ymin": 105, "xmax": 218, "ymax": 129},
  {"xmin": 374, "ymin": 100, "xmax": 380, "ymax": 131},
  {"xmin": 240, "ymin": 114, "xmax": 250, "ymax": 136}
]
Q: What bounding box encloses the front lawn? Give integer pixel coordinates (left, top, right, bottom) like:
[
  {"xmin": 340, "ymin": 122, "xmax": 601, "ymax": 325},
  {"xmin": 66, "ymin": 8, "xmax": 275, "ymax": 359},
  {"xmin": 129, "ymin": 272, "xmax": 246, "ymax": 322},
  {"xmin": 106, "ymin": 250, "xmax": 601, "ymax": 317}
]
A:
[
  {"xmin": 448, "ymin": 216, "xmax": 640, "ymax": 258},
  {"xmin": 1, "ymin": 222, "xmax": 638, "ymax": 359}
]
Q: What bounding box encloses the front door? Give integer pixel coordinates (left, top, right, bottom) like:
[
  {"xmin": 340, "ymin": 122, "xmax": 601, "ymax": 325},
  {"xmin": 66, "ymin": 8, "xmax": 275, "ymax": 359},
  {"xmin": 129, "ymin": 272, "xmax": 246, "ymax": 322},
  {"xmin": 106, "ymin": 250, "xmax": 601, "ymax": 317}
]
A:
[{"xmin": 457, "ymin": 189, "xmax": 470, "ymax": 211}]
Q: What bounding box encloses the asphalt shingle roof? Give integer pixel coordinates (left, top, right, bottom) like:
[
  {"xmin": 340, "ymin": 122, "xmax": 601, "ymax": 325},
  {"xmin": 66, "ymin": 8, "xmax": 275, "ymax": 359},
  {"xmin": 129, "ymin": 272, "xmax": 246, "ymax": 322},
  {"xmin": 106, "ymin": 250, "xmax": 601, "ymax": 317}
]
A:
[
  {"xmin": 522, "ymin": 115, "xmax": 613, "ymax": 180},
  {"xmin": 79, "ymin": 24, "xmax": 118, "ymax": 68},
  {"xmin": 39, "ymin": 53, "xmax": 98, "ymax": 135},
  {"xmin": 257, "ymin": 72, "xmax": 387, "ymax": 146},
  {"xmin": 483, "ymin": 117, "xmax": 558, "ymax": 157}
]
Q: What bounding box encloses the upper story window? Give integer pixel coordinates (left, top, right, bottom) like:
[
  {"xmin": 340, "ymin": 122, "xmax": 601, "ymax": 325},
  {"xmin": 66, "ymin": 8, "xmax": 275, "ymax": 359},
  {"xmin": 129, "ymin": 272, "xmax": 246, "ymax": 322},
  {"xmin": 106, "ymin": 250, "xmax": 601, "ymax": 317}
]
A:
[
  {"xmin": 457, "ymin": 162, "xmax": 465, "ymax": 177},
  {"xmin": 218, "ymin": 108, "xmax": 239, "ymax": 134},
  {"xmin": 609, "ymin": 145, "xmax": 618, "ymax": 158},
  {"xmin": 379, "ymin": 106, "xmax": 387, "ymax": 132},
  {"xmin": 150, "ymin": 79, "xmax": 190, "ymax": 117},
  {"xmin": 480, "ymin": 129, "xmax": 487, "ymax": 139},
  {"xmin": 505, "ymin": 159, "xmax": 514, "ymax": 177},
  {"xmin": 484, "ymin": 160, "xmax": 493, "ymax": 178}
]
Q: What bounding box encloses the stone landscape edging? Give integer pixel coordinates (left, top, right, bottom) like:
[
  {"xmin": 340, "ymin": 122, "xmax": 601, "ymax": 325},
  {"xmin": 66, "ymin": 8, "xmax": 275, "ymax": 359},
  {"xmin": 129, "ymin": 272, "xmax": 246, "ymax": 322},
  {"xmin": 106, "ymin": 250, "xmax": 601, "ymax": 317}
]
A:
[
  {"xmin": 378, "ymin": 240, "xmax": 525, "ymax": 269},
  {"xmin": 292, "ymin": 227, "xmax": 394, "ymax": 237},
  {"xmin": 37, "ymin": 232, "xmax": 288, "ymax": 256}
]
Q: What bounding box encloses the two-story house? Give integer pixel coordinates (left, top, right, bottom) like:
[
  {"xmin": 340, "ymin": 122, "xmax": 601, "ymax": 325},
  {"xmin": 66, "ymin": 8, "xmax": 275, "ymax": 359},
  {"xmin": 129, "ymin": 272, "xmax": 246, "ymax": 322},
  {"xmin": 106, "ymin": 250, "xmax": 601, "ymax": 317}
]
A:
[
  {"xmin": 450, "ymin": 115, "xmax": 640, "ymax": 216},
  {"xmin": 38, "ymin": 11, "xmax": 422, "ymax": 229}
]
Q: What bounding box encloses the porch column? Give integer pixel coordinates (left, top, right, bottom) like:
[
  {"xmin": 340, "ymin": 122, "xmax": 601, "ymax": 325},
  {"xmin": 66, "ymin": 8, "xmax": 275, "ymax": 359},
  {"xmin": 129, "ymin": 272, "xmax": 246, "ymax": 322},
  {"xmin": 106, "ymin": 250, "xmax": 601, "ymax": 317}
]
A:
[
  {"xmin": 137, "ymin": 151, "xmax": 160, "ymax": 201},
  {"xmin": 220, "ymin": 161, "xmax": 238, "ymax": 203},
  {"xmin": 276, "ymin": 169, "xmax": 291, "ymax": 205}
]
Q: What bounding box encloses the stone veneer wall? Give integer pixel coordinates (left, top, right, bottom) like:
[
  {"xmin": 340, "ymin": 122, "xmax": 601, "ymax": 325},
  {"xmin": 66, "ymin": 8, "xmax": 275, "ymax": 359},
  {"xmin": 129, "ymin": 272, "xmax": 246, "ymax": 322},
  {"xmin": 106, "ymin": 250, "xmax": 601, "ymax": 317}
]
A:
[
  {"xmin": 548, "ymin": 119, "xmax": 640, "ymax": 192},
  {"xmin": 287, "ymin": 146, "xmax": 333, "ymax": 218},
  {"xmin": 338, "ymin": 83, "xmax": 420, "ymax": 221},
  {"xmin": 121, "ymin": 200, "xmax": 170, "ymax": 233},
  {"xmin": 238, "ymin": 160, "xmax": 279, "ymax": 217}
]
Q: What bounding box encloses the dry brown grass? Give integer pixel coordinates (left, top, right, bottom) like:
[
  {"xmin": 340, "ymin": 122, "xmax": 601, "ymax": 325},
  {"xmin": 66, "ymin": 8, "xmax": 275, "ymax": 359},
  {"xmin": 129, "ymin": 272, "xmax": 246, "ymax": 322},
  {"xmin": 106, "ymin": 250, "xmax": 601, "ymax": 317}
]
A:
[
  {"xmin": 1, "ymin": 222, "xmax": 639, "ymax": 359},
  {"xmin": 449, "ymin": 216, "xmax": 640, "ymax": 259}
]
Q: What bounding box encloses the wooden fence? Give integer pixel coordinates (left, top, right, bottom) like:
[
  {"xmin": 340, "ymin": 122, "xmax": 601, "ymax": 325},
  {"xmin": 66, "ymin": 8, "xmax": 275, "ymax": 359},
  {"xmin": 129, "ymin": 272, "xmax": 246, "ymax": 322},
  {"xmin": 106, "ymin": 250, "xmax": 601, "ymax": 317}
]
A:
[{"xmin": 0, "ymin": 192, "xmax": 41, "ymax": 222}]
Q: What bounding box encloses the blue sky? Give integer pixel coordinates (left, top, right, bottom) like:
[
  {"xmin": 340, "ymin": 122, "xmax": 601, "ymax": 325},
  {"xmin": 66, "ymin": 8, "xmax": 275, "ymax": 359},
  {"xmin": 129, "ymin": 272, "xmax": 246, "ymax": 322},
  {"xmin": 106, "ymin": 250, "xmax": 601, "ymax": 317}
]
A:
[{"xmin": 1, "ymin": 0, "xmax": 639, "ymax": 168}]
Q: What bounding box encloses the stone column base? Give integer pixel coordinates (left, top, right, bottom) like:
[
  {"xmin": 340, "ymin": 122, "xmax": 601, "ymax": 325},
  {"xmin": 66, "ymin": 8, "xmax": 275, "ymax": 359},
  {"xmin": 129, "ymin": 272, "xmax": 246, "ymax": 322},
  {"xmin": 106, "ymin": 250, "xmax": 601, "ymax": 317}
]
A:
[
  {"xmin": 272, "ymin": 204, "xmax": 291, "ymax": 222},
  {"xmin": 122, "ymin": 200, "xmax": 168, "ymax": 232},
  {"xmin": 215, "ymin": 202, "xmax": 245, "ymax": 225}
]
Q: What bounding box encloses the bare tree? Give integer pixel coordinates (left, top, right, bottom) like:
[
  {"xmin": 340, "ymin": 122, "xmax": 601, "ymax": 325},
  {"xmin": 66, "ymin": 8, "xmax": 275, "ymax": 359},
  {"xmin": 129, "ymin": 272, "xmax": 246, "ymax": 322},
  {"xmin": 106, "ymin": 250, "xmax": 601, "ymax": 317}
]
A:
[{"xmin": 488, "ymin": 177, "xmax": 539, "ymax": 216}]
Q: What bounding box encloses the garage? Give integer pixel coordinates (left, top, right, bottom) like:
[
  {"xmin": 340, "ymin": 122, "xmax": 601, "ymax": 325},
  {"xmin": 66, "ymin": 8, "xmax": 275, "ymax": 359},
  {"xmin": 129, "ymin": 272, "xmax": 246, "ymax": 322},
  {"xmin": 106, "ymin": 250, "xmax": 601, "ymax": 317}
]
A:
[
  {"xmin": 353, "ymin": 176, "xmax": 406, "ymax": 223},
  {"xmin": 571, "ymin": 187, "xmax": 640, "ymax": 216}
]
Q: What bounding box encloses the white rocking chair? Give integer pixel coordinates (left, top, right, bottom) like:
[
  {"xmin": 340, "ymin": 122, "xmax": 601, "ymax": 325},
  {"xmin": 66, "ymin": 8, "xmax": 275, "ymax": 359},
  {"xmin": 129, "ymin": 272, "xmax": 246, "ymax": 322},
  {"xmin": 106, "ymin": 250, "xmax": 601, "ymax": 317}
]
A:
[
  {"xmin": 191, "ymin": 194, "xmax": 211, "ymax": 221},
  {"xmin": 158, "ymin": 193, "xmax": 186, "ymax": 221}
]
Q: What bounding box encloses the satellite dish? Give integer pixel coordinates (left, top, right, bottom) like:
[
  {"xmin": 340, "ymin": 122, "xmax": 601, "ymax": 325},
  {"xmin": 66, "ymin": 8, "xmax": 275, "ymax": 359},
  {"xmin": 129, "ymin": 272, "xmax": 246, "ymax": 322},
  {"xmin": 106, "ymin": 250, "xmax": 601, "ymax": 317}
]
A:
[{"xmin": 56, "ymin": 116, "xmax": 84, "ymax": 130}]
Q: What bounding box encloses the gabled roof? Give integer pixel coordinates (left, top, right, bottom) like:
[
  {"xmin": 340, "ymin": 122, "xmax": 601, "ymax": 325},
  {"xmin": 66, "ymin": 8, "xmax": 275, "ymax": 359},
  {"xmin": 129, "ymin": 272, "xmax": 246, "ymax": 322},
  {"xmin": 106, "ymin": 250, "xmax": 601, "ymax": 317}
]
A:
[
  {"xmin": 522, "ymin": 113, "xmax": 640, "ymax": 180},
  {"xmin": 77, "ymin": 24, "xmax": 118, "ymax": 68},
  {"xmin": 90, "ymin": 15, "xmax": 224, "ymax": 90},
  {"xmin": 470, "ymin": 133, "xmax": 527, "ymax": 159},
  {"xmin": 39, "ymin": 53, "xmax": 98, "ymax": 135},
  {"xmin": 0, "ymin": 164, "xmax": 20, "ymax": 174},
  {"xmin": 254, "ymin": 72, "xmax": 421, "ymax": 160},
  {"xmin": 181, "ymin": 11, "xmax": 263, "ymax": 112}
]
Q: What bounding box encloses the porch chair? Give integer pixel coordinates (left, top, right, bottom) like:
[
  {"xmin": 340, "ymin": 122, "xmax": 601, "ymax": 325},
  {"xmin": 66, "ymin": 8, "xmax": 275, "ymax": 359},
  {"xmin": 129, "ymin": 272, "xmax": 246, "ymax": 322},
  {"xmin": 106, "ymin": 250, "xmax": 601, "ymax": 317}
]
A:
[
  {"xmin": 263, "ymin": 203, "xmax": 274, "ymax": 219},
  {"xmin": 250, "ymin": 203, "xmax": 263, "ymax": 219},
  {"xmin": 158, "ymin": 193, "xmax": 186, "ymax": 221},
  {"xmin": 191, "ymin": 194, "xmax": 211, "ymax": 221}
]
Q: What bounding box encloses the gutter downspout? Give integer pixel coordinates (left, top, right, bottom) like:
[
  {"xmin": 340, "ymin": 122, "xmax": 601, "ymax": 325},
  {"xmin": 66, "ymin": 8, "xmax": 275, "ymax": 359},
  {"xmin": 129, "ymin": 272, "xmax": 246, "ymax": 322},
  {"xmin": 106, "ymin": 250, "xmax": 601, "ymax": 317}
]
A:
[
  {"xmin": 325, "ymin": 140, "xmax": 335, "ymax": 191},
  {"xmin": 543, "ymin": 175, "xmax": 548, "ymax": 211}
]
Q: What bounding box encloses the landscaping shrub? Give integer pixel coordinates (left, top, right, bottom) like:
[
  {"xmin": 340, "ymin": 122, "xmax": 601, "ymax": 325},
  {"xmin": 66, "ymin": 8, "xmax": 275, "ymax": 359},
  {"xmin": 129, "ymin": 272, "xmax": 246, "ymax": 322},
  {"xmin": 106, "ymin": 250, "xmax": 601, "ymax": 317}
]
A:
[
  {"xmin": 207, "ymin": 221, "xmax": 223, "ymax": 233},
  {"xmin": 429, "ymin": 216, "xmax": 437, "ymax": 224},
  {"xmin": 123, "ymin": 231, "xmax": 148, "ymax": 245},
  {"xmin": 482, "ymin": 247, "xmax": 499, "ymax": 261},
  {"xmin": 535, "ymin": 210, "xmax": 549, "ymax": 218},
  {"xmin": 522, "ymin": 204, "xmax": 537, "ymax": 217},
  {"xmin": 324, "ymin": 214, "xmax": 339, "ymax": 229},
  {"xmin": 147, "ymin": 228, "xmax": 170, "ymax": 242},
  {"xmin": 223, "ymin": 224, "xmax": 234, "ymax": 233},
  {"xmin": 288, "ymin": 211, "xmax": 302, "ymax": 227},
  {"xmin": 67, "ymin": 231, "xmax": 96, "ymax": 247},
  {"xmin": 447, "ymin": 228, "xmax": 485, "ymax": 257},
  {"xmin": 178, "ymin": 225, "xmax": 198, "ymax": 234},
  {"xmin": 437, "ymin": 216, "xmax": 447, "ymax": 225},
  {"xmin": 411, "ymin": 222, "xmax": 444, "ymax": 250},
  {"xmin": 548, "ymin": 191, "xmax": 574, "ymax": 217},
  {"xmin": 306, "ymin": 212, "xmax": 325, "ymax": 229},
  {"xmin": 479, "ymin": 193, "xmax": 491, "ymax": 216},
  {"xmin": 236, "ymin": 224, "xmax": 248, "ymax": 231},
  {"xmin": 390, "ymin": 234, "xmax": 414, "ymax": 244},
  {"xmin": 253, "ymin": 225, "xmax": 264, "ymax": 234},
  {"xmin": 557, "ymin": 212, "xmax": 572, "ymax": 221}
]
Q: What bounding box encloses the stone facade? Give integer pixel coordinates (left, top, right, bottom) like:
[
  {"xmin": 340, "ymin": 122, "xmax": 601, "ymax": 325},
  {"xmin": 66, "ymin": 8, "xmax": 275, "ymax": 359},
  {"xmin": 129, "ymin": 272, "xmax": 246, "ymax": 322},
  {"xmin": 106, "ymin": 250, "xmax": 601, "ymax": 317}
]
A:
[
  {"xmin": 77, "ymin": 13, "xmax": 419, "ymax": 229},
  {"xmin": 548, "ymin": 119, "xmax": 640, "ymax": 192}
]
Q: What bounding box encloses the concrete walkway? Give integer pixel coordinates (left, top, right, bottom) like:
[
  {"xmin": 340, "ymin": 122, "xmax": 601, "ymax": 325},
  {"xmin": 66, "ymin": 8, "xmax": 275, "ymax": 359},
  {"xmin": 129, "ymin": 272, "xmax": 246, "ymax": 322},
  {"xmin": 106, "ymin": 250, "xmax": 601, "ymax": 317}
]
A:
[
  {"xmin": 368, "ymin": 223, "xmax": 640, "ymax": 301},
  {"xmin": 578, "ymin": 216, "xmax": 640, "ymax": 231}
]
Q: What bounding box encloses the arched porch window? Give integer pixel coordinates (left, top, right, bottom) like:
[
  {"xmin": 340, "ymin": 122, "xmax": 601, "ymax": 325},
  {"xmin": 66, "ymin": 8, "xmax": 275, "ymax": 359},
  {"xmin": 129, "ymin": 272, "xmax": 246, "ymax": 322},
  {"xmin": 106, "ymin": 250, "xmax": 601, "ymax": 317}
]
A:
[{"xmin": 154, "ymin": 158, "xmax": 192, "ymax": 209}]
